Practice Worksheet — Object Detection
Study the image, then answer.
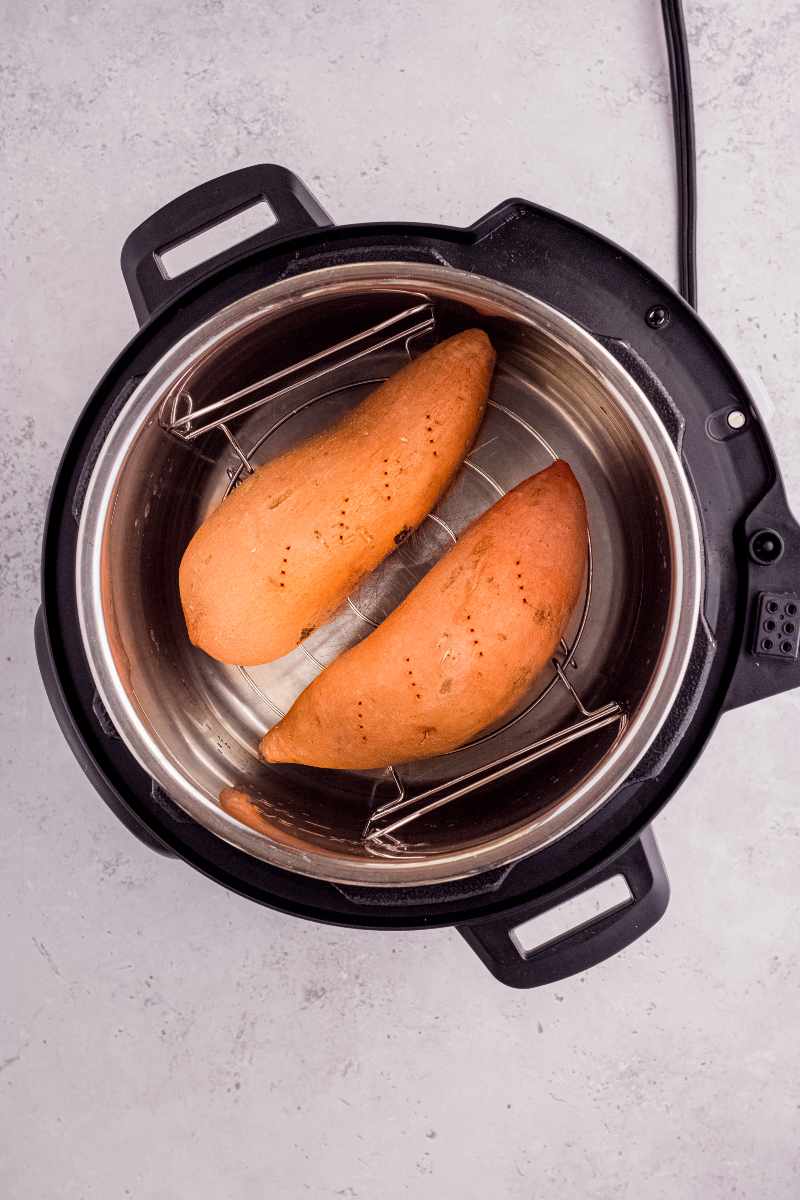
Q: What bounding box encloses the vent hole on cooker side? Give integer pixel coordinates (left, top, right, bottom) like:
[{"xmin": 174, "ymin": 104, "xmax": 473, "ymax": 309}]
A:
[
  {"xmin": 766, "ymin": 600, "xmax": 779, "ymax": 614},
  {"xmin": 781, "ymin": 641, "xmax": 794, "ymax": 654},
  {"xmin": 786, "ymin": 602, "xmax": 797, "ymax": 617},
  {"xmin": 762, "ymin": 638, "xmax": 774, "ymax": 651},
  {"xmin": 764, "ymin": 619, "xmax": 777, "ymax": 632},
  {"xmin": 785, "ymin": 622, "xmax": 796, "ymax": 634}
]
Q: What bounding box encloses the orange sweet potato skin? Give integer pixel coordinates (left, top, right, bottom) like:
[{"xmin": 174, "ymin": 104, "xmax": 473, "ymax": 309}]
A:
[
  {"xmin": 179, "ymin": 330, "xmax": 494, "ymax": 666},
  {"xmin": 261, "ymin": 461, "xmax": 586, "ymax": 769},
  {"xmin": 219, "ymin": 787, "xmax": 310, "ymax": 850},
  {"xmin": 219, "ymin": 787, "xmax": 275, "ymax": 835}
]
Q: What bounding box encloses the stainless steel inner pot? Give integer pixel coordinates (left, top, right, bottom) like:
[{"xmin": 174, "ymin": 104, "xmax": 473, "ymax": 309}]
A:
[{"xmin": 77, "ymin": 263, "xmax": 702, "ymax": 886}]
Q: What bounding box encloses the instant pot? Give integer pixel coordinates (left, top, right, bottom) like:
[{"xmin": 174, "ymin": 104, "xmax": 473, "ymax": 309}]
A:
[{"xmin": 35, "ymin": 164, "xmax": 800, "ymax": 987}]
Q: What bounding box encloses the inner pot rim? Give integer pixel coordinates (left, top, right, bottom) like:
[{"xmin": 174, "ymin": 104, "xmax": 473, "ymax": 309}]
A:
[{"xmin": 76, "ymin": 262, "xmax": 703, "ymax": 886}]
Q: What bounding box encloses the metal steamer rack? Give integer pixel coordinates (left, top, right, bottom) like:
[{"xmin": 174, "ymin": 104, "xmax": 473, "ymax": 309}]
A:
[{"xmin": 160, "ymin": 303, "xmax": 626, "ymax": 857}]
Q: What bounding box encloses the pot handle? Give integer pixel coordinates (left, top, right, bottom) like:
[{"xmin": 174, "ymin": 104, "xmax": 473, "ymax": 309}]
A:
[
  {"xmin": 722, "ymin": 474, "xmax": 800, "ymax": 710},
  {"xmin": 120, "ymin": 164, "xmax": 332, "ymax": 325},
  {"xmin": 458, "ymin": 827, "xmax": 669, "ymax": 988}
]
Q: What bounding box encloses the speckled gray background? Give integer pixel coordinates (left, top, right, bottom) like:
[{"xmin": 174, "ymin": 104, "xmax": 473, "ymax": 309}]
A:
[{"xmin": 2, "ymin": 2, "xmax": 799, "ymax": 1196}]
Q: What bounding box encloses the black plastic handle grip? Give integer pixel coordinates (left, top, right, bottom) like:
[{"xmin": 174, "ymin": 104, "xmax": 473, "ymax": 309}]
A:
[
  {"xmin": 723, "ymin": 473, "xmax": 800, "ymax": 710},
  {"xmin": 458, "ymin": 826, "xmax": 669, "ymax": 988},
  {"xmin": 120, "ymin": 164, "xmax": 332, "ymax": 325}
]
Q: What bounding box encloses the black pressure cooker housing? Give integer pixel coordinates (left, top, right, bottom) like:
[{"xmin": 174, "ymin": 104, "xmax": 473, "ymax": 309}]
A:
[{"xmin": 35, "ymin": 165, "xmax": 800, "ymax": 987}]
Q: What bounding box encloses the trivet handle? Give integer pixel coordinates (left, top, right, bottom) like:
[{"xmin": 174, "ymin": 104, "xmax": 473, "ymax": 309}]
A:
[
  {"xmin": 121, "ymin": 164, "xmax": 332, "ymax": 325},
  {"xmin": 458, "ymin": 826, "xmax": 669, "ymax": 988}
]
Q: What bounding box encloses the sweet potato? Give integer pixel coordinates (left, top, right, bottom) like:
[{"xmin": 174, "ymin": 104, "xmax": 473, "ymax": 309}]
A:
[
  {"xmin": 179, "ymin": 329, "xmax": 494, "ymax": 665},
  {"xmin": 219, "ymin": 787, "xmax": 308, "ymax": 849},
  {"xmin": 261, "ymin": 461, "xmax": 586, "ymax": 768}
]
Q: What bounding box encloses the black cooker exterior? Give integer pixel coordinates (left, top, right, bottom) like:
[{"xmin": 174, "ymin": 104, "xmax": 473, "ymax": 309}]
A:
[{"xmin": 34, "ymin": 166, "xmax": 800, "ymax": 987}]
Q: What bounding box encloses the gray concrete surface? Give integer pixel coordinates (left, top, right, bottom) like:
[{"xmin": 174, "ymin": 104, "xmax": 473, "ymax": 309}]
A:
[{"xmin": 2, "ymin": 1, "xmax": 799, "ymax": 1196}]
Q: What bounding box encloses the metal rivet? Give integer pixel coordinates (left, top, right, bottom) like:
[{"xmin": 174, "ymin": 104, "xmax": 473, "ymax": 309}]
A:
[
  {"xmin": 727, "ymin": 409, "xmax": 746, "ymax": 430},
  {"xmin": 645, "ymin": 305, "xmax": 671, "ymax": 330}
]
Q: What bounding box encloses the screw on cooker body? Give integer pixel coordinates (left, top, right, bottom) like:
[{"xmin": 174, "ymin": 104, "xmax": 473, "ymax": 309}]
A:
[
  {"xmin": 749, "ymin": 529, "xmax": 785, "ymax": 565},
  {"xmin": 645, "ymin": 304, "xmax": 671, "ymax": 330}
]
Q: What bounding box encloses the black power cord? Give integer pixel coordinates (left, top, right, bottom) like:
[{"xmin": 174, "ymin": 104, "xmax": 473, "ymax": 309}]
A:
[{"xmin": 661, "ymin": 0, "xmax": 698, "ymax": 309}]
